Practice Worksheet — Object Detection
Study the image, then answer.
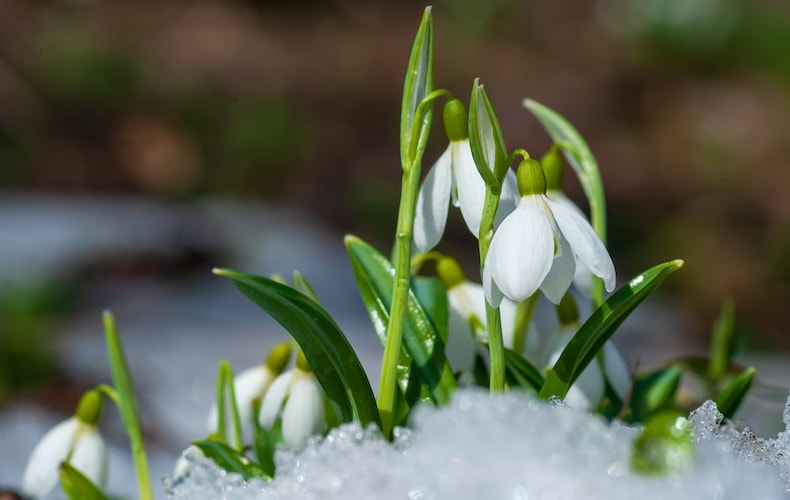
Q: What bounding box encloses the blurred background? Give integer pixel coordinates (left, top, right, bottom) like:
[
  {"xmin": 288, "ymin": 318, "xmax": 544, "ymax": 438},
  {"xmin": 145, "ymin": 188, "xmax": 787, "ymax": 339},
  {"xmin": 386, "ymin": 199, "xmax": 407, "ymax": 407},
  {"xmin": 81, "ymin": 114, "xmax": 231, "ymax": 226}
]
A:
[{"xmin": 0, "ymin": 0, "xmax": 789, "ymax": 494}]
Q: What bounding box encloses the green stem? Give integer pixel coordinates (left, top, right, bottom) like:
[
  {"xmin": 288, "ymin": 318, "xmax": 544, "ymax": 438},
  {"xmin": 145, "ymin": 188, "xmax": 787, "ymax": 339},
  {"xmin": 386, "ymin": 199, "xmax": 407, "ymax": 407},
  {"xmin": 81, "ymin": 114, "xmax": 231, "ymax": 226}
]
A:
[
  {"xmin": 478, "ymin": 187, "xmax": 504, "ymax": 392},
  {"xmin": 378, "ymin": 162, "xmax": 422, "ymax": 436},
  {"xmin": 102, "ymin": 311, "xmax": 153, "ymax": 500},
  {"xmin": 511, "ymin": 293, "xmax": 538, "ymax": 355}
]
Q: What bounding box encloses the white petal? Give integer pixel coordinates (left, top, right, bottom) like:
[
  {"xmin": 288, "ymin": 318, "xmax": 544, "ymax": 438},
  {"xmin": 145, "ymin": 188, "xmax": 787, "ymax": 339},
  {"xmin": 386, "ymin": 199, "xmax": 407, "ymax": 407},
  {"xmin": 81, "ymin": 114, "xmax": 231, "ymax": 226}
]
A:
[
  {"xmin": 546, "ymin": 190, "xmax": 586, "ymax": 218},
  {"xmin": 69, "ymin": 426, "xmax": 108, "ymax": 490},
  {"xmin": 453, "ymin": 139, "xmax": 488, "ymax": 237},
  {"xmin": 258, "ymin": 370, "xmax": 294, "ymax": 429},
  {"xmin": 413, "ymin": 145, "xmax": 453, "ymax": 253},
  {"xmin": 23, "ymin": 417, "xmax": 80, "ymax": 497},
  {"xmin": 545, "ymin": 197, "xmax": 616, "ymax": 292},
  {"xmin": 572, "ymin": 259, "xmax": 593, "ymax": 297},
  {"xmin": 539, "ymin": 233, "xmax": 576, "ymax": 305},
  {"xmin": 446, "ymin": 284, "xmax": 483, "ymax": 373},
  {"xmin": 603, "ymin": 342, "xmax": 631, "ymax": 399},
  {"xmin": 493, "ymin": 168, "xmax": 520, "ymax": 228},
  {"xmin": 482, "ymin": 254, "xmax": 503, "ymax": 308},
  {"xmin": 281, "ymin": 372, "xmax": 325, "ymax": 449},
  {"xmin": 486, "ymin": 197, "xmax": 554, "ymax": 303}
]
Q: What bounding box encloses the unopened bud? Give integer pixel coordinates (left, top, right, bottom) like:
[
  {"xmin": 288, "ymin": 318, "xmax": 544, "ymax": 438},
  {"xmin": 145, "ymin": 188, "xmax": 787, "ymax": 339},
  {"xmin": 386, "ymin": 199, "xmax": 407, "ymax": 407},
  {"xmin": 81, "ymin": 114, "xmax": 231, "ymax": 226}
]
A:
[
  {"xmin": 443, "ymin": 99, "xmax": 468, "ymax": 142},
  {"xmin": 436, "ymin": 256, "xmax": 466, "ymax": 289},
  {"xmin": 516, "ymin": 159, "xmax": 547, "ymax": 196}
]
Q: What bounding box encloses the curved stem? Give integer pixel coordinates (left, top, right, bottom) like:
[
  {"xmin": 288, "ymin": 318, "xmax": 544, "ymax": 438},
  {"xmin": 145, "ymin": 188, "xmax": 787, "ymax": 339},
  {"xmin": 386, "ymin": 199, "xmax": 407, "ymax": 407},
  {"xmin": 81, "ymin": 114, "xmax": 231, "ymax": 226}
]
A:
[{"xmin": 478, "ymin": 187, "xmax": 504, "ymax": 392}]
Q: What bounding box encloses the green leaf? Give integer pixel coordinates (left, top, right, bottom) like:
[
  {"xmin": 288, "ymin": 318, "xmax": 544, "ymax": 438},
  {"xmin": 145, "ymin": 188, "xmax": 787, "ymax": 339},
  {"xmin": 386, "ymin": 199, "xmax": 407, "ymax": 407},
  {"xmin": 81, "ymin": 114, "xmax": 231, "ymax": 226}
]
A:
[
  {"xmin": 401, "ymin": 6, "xmax": 434, "ymax": 167},
  {"xmin": 193, "ymin": 440, "xmax": 271, "ymax": 482},
  {"xmin": 345, "ymin": 235, "xmax": 456, "ymax": 405},
  {"xmin": 469, "ymin": 80, "xmax": 507, "ymax": 186},
  {"xmin": 708, "ymin": 299, "xmax": 735, "ymax": 383},
  {"xmin": 59, "ymin": 461, "xmax": 108, "ymax": 500},
  {"xmin": 539, "ymin": 260, "xmax": 684, "ymax": 400},
  {"xmin": 292, "ymin": 270, "xmax": 321, "ymax": 304},
  {"xmin": 103, "ymin": 311, "xmax": 153, "ymax": 500},
  {"xmin": 251, "ymin": 398, "xmax": 276, "ymax": 478},
  {"xmin": 629, "ymin": 365, "xmax": 682, "ymax": 422},
  {"xmin": 503, "ymin": 348, "xmax": 544, "ymax": 392},
  {"xmin": 213, "ymin": 268, "xmax": 380, "ymax": 429},
  {"xmin": 714, "ymin": 366, "xmax": 756, "ymax": 420}
]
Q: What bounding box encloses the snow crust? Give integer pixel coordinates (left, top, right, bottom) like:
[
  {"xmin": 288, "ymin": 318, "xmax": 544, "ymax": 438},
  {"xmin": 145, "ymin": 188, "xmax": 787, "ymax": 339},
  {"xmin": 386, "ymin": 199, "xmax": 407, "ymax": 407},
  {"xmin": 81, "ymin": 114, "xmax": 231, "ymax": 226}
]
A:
[{"xmin": 165, "ymin": 389, "xmax": 790, "ymax": 500}]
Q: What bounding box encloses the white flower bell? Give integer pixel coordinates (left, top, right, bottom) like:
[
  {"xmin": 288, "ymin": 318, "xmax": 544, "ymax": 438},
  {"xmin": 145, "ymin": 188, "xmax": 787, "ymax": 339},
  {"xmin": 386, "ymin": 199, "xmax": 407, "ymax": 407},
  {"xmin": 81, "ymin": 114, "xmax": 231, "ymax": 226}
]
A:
[
  {"xmin": 259, "ymin": 350, "xmax": 326, "ymax": 450},
  {"xmin": 437, "ymin": 256, "xmax": 541, "ymax": 373},
  {"xmin": 23, "ymin": 390, "xmax": 108, "ymax": 498},
  {"xmin": 207, "ymin": 342, "xmax": 291, "ymax": 447},
  {"xmin": 413, "ymin": 99, "xmax": 519, "ymax": 253},
  {"xmin": 483, "ymin": 158, "xmax": 616, "ymax": 307}
]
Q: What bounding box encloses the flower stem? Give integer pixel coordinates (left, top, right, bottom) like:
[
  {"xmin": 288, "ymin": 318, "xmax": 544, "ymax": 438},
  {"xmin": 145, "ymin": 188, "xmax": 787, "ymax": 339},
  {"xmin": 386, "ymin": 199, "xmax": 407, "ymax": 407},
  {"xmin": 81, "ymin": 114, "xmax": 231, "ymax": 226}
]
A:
[
  {"xmin": 478, "ymin": 187, "xmax": 505, "ymax": 392},
  {"xmin": 378, "ymin": 161, "xmax": 422, "ymax": 436}
]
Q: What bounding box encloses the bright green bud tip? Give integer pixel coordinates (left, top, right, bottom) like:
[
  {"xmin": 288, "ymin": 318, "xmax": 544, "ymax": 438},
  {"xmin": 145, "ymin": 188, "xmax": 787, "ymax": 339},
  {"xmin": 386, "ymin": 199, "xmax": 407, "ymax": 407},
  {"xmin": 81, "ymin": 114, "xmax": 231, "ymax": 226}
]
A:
[
  {"xmin": 75, "ymin": 390, "xmax": 103, "ymax": 425},
  {"xmin": 541, "ymin": 148, "xmax": 564, "ymax": 191},
  {"xmin": 436, "ymin": 256, "xmax": 466, "ymax": 289},
  {"xmin": 266, "ymin": 341, "xmax": 292, "ymax": 374},
  {"xmin": 295, "ymin": 349, "xmax": 312, "ymax": 373},
  {"xmin": 556, "ymin": 294, "xmax": 579, "ymax": 325},
  {"xmin": 516, "ymin": 159, "xmax": 547, "ymax": 196},
  {"xmin": 630, "ymin": 411, "xmax": 694, "ymax": 476},
  {"xmin": 443, "ymin": 99, "xmax": 468, "ymax": 142}
]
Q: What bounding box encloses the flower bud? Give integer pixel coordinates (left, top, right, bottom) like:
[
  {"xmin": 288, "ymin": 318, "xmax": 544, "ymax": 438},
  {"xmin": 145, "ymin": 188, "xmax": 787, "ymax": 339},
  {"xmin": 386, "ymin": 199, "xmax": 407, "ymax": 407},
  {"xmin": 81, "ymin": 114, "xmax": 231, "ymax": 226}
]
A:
[
  {"xmin": 540, "ymin": 147, "xmax": 564, "ymax": 192},
  {"xmin": 75, "ymin": 390, "xmax": 103, "ymax": 426},
  {"xmin": 437, "ymin": 256, "xmax": 466, "ymax": 289},
  {"xmin": 556, "ymin": 294, "xmax": 579, "ymax": 326},
  {"xmin": 266, "ymin": 341, "xmax": 292, "ymax": 374}
]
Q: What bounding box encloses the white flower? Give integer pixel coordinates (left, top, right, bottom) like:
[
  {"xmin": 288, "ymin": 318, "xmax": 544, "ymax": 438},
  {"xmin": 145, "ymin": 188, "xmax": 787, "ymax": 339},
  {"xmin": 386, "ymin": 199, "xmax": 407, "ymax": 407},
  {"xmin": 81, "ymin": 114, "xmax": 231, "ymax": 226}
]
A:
[
  {"xmin": 413, "ymin": 138, "xmax": 520, "ymax": 254},
  {"xmin": 439, "ymin": 255, "xmax": 541, "ymax": 373},
  {"xmin": 259, "ymin": 355, "xmax": 325, "ymax": 450},
  {"xmin": 207, "ymin": 343, "xmax": 291, "ymax": 448},
  {"xmin": 546, "ymin": 189, "xmax": 595, "ymax": 297},
  {"xmin": 23, "ymin": 395, "xmax": 108, "ymax": 498},
  {"xmin": 483, "ymin": 159, "xmax": 615, "ymax": 306}
]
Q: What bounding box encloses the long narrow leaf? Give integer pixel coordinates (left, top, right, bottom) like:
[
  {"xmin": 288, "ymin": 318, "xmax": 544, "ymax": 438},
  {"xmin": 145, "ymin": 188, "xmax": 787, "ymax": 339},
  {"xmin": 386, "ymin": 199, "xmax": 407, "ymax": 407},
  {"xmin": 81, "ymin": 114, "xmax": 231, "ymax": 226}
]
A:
[
  {"xmin": 539, "ymin": 260, "xmax": 684, "ymax": 400},
  {"xmin": 503, "ymin": 348, "xmax": 544, "ymax": 392},
  {"xmin": 469, "ymin": 81, "xmax": 507, "ymax": 185},
  {"xmin": 714, "ymin": 366, "xmax": 756, "ymax": 420},
  {"xmin": 213, "ymin": 269, "xmax": 380, "ymax": 429},
  {"xmin": 401, "ymin": 6, "xmax": 434, "ymax": 166},
  {"xmin": 629, "ymin": 365, "xmax": 682, "ymax": 422},
  {"xmin": 345, "ymin": 235, "xmax": 456, "ymax": 405},
  {"xmin": 59, "ymin": 462, "xmax": 108, "ymax": 500},
  {"xmin": 193, "ymin": 440, "xmax": 271, "ymax": 482}
]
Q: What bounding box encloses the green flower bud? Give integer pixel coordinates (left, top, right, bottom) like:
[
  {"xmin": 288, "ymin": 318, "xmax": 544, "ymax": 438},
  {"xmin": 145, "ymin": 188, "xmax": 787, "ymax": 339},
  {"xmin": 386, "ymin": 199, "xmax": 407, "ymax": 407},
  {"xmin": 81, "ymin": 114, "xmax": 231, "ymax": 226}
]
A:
[
  {"xmin": 541, "ymin": 147, "xmax": 564, "ymax": 191},
  {"xmin": 630, "ymin": 410, "xmax": 694, "ymax": 476},
  {"xmin": 436, "ymin": 256, "xmax": 466, "ymax": 289},
  {"xmin": 75, "ymin": 390, "xmax": 103, "ymax": 426},
  {"xmin": 556, "ymin": 293, "xmax": 579, "ymax": 326},
  {"xmin": 295, "ymin": 349, "xmax": 312, "ymax": 373},
  {"xmin": 443, "ymin": 99, "xmax": 468, "ymax": 142},
  {"xmin": 266, "ymin": 341, "xmax": 293, "ymax": 374},
  {"xmin": 516, "ymin": 159, "xmax": 547, "ymax": 197}
]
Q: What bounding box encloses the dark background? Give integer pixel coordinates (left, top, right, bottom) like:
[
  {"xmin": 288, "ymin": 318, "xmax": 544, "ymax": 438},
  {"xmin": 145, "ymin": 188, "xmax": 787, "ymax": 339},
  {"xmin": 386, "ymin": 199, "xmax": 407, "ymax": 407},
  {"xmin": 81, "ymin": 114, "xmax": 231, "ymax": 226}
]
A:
[{"xmin": 0, "ymin": 0, "xmax": 788, "ymax": 402}]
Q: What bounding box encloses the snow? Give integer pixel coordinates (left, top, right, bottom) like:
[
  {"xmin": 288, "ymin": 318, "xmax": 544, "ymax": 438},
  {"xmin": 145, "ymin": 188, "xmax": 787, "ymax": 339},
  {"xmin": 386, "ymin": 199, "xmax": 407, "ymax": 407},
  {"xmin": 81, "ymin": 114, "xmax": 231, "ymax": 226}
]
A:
[{"xmin": 165, "ymin": 389, "xmax": 790, "ymax": 500}]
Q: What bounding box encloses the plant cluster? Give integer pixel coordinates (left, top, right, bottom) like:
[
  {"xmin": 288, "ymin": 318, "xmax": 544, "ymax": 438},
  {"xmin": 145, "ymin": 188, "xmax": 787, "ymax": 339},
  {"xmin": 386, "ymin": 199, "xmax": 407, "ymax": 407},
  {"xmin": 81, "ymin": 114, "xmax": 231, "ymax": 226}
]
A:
[{"xmin": 19, "ymin": 7, "xmax": 757, "ymax": 499}]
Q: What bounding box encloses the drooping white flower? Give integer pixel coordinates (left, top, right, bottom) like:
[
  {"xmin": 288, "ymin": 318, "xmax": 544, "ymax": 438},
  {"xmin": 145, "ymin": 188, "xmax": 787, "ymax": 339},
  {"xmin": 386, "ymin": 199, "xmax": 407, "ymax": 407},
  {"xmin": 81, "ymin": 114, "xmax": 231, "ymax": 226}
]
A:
[
  {"xmin": 23, "ymin": 390, "xmax": 108, "ymax": 498},
  {"xmin": 438, "ymin": 256, "xmax": 541, "ymax": 373},
  {"xmin": 206, "ymin": 342, "xmax": 291, "ymax": 448},
  {"xmin": 413, "ymin": 100, "xmax": 519, "ymax": 254},
  {"xmin": 259, "ymin": 351, "xmax": 326, "ymax": 450},
  {"xmin": 483, "ymin": 158, "xmax": 615, "ymax": 307}
]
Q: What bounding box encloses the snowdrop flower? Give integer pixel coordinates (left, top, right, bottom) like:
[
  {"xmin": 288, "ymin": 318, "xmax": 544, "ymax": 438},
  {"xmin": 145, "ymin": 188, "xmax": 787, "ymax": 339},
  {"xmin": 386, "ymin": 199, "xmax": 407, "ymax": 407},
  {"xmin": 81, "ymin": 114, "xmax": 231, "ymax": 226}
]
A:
[
  {"xmin": 437, "ymin": 256, "xmax": 541, "ymax": 373},
  {"xmin": 207, "ymin": 342, "xmax": 291, "ymax": 447},
  {"xmin": 483, "ymin": 158, "xmax": 616, "ymax": 307},
  {"xmin": 259, "ymin": 350, "xmax": 326, "ymax": 450},
  {"xmin": 413, "ymin": 99, "xmax": 519, "ymax": 253},
  {"xmin": 23, "ymin": 390, "xmax": 108, "ymax": 498},
  {"xmin": 540, "ymin": 295, "xmax": 631, "ymax": 409}
]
